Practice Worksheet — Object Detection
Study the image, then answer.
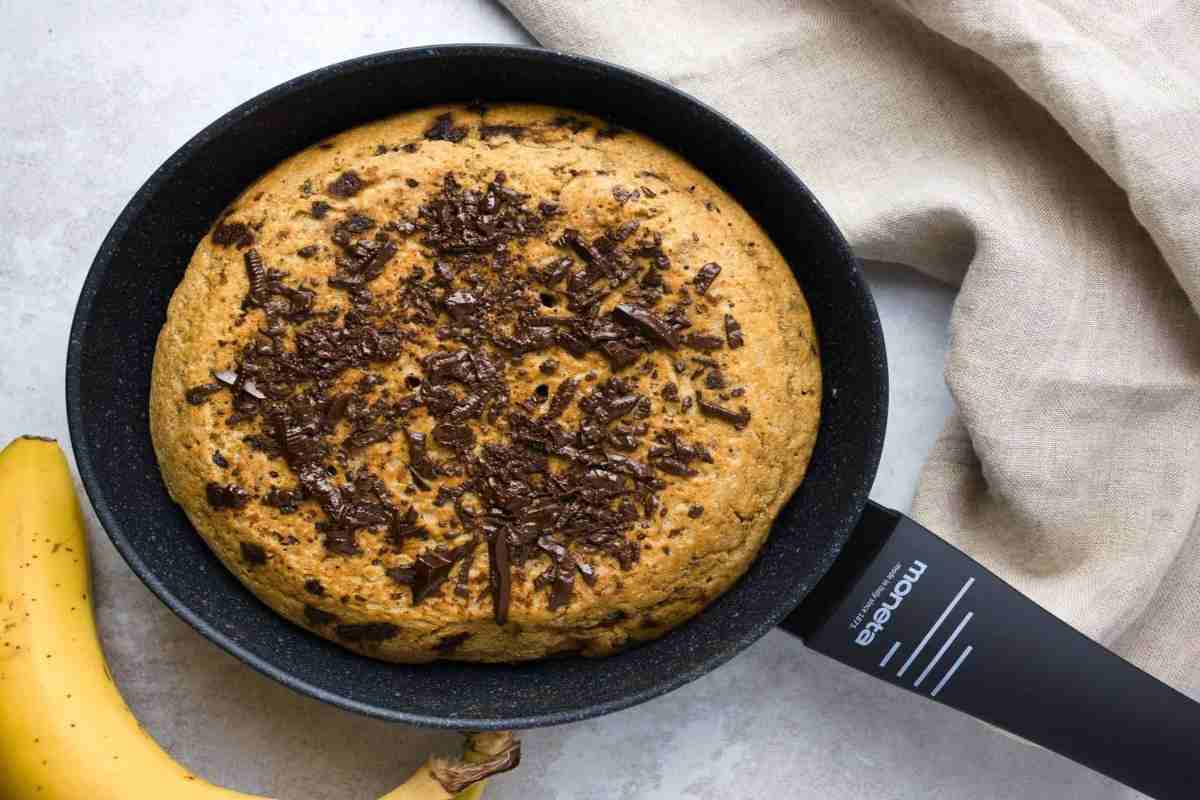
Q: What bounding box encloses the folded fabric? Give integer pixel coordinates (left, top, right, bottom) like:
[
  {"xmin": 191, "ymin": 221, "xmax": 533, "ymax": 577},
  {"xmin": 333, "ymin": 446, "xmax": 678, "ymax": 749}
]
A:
[{"xmin": 502, "ymin": 0, "xmax": 1200, "ymax": 690}]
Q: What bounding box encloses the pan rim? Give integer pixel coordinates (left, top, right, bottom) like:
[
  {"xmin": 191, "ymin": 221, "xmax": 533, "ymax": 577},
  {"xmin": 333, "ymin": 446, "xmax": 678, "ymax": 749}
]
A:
[{"xmin": 66, "ymin": 43, "xmax": 887, "ymax": 729}]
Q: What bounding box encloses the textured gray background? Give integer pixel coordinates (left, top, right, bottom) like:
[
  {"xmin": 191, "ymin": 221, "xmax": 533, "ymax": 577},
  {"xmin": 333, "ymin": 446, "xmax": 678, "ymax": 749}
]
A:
[{"xmin": 0, "ymin": 1, "xmax": 1130, "ymax": 797}]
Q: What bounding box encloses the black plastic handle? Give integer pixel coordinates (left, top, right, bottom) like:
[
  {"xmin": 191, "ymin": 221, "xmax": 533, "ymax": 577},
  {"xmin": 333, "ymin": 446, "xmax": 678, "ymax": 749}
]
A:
[{"xmin": 780, "ymin": 501, "xmax": 1200, "ymax": 800}]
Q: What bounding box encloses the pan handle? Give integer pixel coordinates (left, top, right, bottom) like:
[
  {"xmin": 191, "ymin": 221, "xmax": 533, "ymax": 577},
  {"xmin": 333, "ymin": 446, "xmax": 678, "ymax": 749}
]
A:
[{"xmin": 779, "ymin": 501, "xmax": 1200, "ymax": 800}]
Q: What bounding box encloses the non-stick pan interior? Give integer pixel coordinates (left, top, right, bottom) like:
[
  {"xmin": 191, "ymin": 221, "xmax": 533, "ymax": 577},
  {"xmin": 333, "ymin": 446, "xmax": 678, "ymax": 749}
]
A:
[{"xmin": 67, "ymin": 46, "xmax": 886, "ymax": 728}]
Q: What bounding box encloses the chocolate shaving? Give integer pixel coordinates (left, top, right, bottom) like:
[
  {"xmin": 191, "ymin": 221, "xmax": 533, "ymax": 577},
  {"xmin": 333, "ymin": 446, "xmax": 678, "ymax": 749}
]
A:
[
  {"xmin": 724, "ymin": 314, "xmax": 745, "ymax": 348},
  {"xmin": 424, "ymin": 113, "xmax": 469, "ymax": 143},
  {"xmin": 185, "ymin": 382, "xmax": 223, "ymax": 405},
  {"xmin": 435, "ymin": 632, "xmax": 472, "ymax": 653},
  {"xmin": 696, "ymin": 391, "xmax": 751, "ymax": 430},
  {"xmin": 327, "ymin": 170, "xmax": 365, "ymax": 198},
  {"xmin": 206, "ymin": 482, "xmax": 249, "ymax": 509},
  {"xmin": 239, "ymin": 541, "xmax": 267, "ymax": 565},
  {"xmin": 488, "ymin": 526, "xmax": 511, "ymax": 625},
  {"xmin": 335, "ymin": 622, "xmax": 399, "ymax": 642},
  {"xmin": 683, "ymin": 333, "xmax": 724, "ymax": 351},
  {"xmin": 693, "ymin": 262, "xmax": 721, "ymax": 295},
  {"xmin": 612, "ymin": 304, "xmax": 679, "ymax": 350},
  {"xmin": 211, "ymin": 220, "xmax": 254, "ymax": 248},
  {"xmin": 304, "ymin": 605, "xmax": 338, "ymax": 626},
  {"xmin": 479, "ymin": 124, "xmax": 526, "ymax": 141},
  {"xmin": 410, "ymin": 547, "xmax": 463, "ymax": 602}
]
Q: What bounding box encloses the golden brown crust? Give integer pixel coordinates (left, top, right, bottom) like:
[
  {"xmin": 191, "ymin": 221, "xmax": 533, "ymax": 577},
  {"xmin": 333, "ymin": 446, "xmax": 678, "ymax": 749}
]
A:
[{"xmin": 149, "ymin": 103, "xmax": 821, "ymax": 663}]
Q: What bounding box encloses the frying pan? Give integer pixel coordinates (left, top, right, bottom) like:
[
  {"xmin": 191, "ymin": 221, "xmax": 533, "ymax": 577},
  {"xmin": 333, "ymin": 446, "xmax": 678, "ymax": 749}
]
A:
[{"xmin": 66, "ymin": 46, "xmax": 1200, "ymax": 798}]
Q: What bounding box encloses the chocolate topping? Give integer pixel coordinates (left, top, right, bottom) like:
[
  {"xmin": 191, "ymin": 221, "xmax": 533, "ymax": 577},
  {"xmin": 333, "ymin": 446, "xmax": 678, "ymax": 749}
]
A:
[
  {"xmin": 189, "ymin": 163, "xmax": 760, "ymax": 631},
  {"xmin": 185, "ymin": 382, "xmax": 223, "ymax": 405},
  {"xmin": 304, "ymin": 605, "xmax": 338, "ymax": 626},
  {"xmin": 335, "ymin": 621, "xmax": 400, "ymax": 642},
  {"xmin": 480, "ymin": 124, "xmax": 526, "ymax": 141},
  {"xmin": 211, "ymin": 220, "xmax": 254, "ymax": 248},
  {"xmin": 239, "ymin": 541, "xmax": 267, "ymax": 565},
  {"xmin": 683, "ymin": 332, "xmax": 724, "ymax": 351},
  {"xmin": 435, "ymin": 632, "xmax": 472, "ymax": 653},
  {"xmin": 695, "ymin": 391, "xmax": 751, "ymax": 430},
  {"xmin": 327, "ymin": 171, "xmax": 365, "ymax": 198},
  {"xmin": 724, "ymin": 314, "xmax": 745, "ymax": 349},
  {"xmin": 612, "ymin": 304, "xmax": 679, "ymax": 350},
  {"xmin": 424, "ymin": 113, "xmax": 468, "ymax": 143},
  {"xmin": 693, "ymin": 262, "xmax": 721, "ymax": 295},
  {"xmin": 206, "ymin": 482, "xmax": 250, "ymax": 509}
]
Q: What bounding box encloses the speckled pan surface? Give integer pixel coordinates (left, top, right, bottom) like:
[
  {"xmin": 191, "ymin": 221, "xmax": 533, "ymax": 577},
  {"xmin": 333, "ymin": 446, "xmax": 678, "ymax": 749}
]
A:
[
  {"xmin": 149, "ymin": 102, "xmax": 822, "ymax": 664},
  {"xmin": 68, "ymin": 46, "xmax": 885, "ymax": 727}
]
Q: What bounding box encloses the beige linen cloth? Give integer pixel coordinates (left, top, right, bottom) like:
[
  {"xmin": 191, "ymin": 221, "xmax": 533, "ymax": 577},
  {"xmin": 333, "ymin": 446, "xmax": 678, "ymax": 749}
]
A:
[{"xmin": 502, "ymin": 0, "xmax": 1200, "ymax": 690}]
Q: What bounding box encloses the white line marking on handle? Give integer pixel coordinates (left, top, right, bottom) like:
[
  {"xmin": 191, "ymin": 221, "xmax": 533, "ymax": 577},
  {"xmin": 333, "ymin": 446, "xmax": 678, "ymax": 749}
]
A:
[
  {"xmin": 880, "ymin": 641, "xmax": 902, "ymax": 668},
  {"xmin": 931, "ymin": 645, "xmax": 973, "ymax": 697},
  {"xmin": 914, "ymin": 612, "xmax": 973, "ymax": 688},
  {"xmin": 897, "ymin": 577, "xmax": 975, "ymax": 677}
]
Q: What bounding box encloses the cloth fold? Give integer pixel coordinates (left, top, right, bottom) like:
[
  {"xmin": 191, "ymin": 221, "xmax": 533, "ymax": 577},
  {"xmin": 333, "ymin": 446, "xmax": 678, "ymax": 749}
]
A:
[{"xmin": 502, "ymin": 0, "xmax": 1200, "ymax": 689}]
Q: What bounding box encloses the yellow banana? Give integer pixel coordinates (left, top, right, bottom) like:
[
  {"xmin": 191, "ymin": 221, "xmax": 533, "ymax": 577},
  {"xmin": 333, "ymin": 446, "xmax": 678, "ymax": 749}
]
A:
[{"xmin": 0, "ymin": 436, "xmax": 518, "ymax": 800}]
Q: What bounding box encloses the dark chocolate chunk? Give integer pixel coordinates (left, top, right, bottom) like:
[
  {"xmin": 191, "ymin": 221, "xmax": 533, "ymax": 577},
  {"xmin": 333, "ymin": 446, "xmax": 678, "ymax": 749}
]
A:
[
  {"xmin": 537, "ymin": 536, "xmax": 576, "ymax": 611},
  {"xmin": 539, "ymin": 358, "xmax": 559, "ymax": 375},
  {"xmin": 304, "ymin": 579, "xmax": 326, "ymax": 596},
  {"xmin": 212, "ymin": 450, "xmax": 229, "ymax": 468},
  {"xmin": 424, "ymin": 113, "xmax": 468, "ymax": 143},
  {"xmin": 443, "ymin": 290, "xmax": 480, "ymax": 323},
  {"xmin": 693, "ymin": 262, "xmax": 721, "ymax": 295},
  {"xmin": 239, "ymin": 541, "xmax": 267, "ymax": 565},
  {"xmin": 480, "ymin": 124, "xmax": 526, "ymax": 140},
  {"xmin": 206, "ymin": 482, "xmax": 249, "ymax": 509},
  {"xmin": 544, "ymin": 376, "xmax": 579, "ymax": 421},
  {"xmin": 684, "ymin": 333, "xmax": 724, "ymax": 351},
  {"xmin": 185, "ymin": 382, "xmax": 223, "ymax": 405},
  {"xmin": 724, "ymin": 314, "xmax": 745, "ymax": 349},
  {"xmin": 390, "ymin": 505, "xmax": 428, "ymax": 545},
  {"xmin": 386, "ymin": 565, "xmax": 416, "ymax": 586},
  {"xmin": 432, "ymin": 422, "xmax": 475, "ymax": 450},
  {"xmin": 404, "ymin": 428, "xmax": 439, "ymax": 481},
  {"xmin": 612, "ymin": 304, "xmax": 679, "ymax": 350},
  {"xmin": 411, "ymin": 548, "xmax": 457, "ymax": 602},
  {"xmin": 323, "ymin": 527, "xmax": 361, "ymax": 556},
  {"xmin": 211, "ymin": 220, "xmax": 254, "ymax": 248},
  {"xmin": 688, "ymin": 505, "xmax": 705, "ymax": 518},
  {"xmin": 243, "ymin": 249, "xmax": 267, "ymax": 303},
  {"xmin": 335, "ymin": 622, "xmax": 399, "ymax": 642},
  {"xmin": 435, "ymin": 632, "xmax": 472, "ymax": 653},
  {"xmin": 705, "ymin": 369, "xmax": 727, "ymax": 390},
  {"xmin": 327, "ymin": 170, "xmax": 365, "ymax": 198},
  {"xmin": 696, "ymin": 391, "xmax": 751, "ymax": 430},
  {"xmin": 310, "ymin": 200, "xmax": 332, "ymax": 219},
  {"xmin": 488, "ymin": 526, "xmax": 511, "ymax": 624},
  {"xmin": 551, "ymin": 114, "xmax": 590, "ymax": 133},
  {"xmin": 304, "ymin": 605, "xmax": 338, "ymax": 626},
  {"xmin": 297, "ymin": 244, "xmax": 319, "ymax": 258}
]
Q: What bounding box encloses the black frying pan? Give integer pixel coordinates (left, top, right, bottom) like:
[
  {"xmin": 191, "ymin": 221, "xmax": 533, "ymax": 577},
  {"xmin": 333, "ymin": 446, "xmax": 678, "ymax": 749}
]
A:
[{"xmin": 66, "ymin": 46, "xmax": 1199, "ymax": 799}]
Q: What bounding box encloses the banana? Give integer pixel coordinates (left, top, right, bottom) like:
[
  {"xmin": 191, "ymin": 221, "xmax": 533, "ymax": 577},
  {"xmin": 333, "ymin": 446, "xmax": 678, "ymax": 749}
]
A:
[{"xmin": 0, "ymin": 436, "xmax": 518, "ymax": 800}]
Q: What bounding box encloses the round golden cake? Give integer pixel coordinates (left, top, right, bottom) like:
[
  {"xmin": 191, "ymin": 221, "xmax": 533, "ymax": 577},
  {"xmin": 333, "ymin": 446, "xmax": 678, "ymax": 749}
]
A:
[{"xmin": 149, "ymin": 103, "xmax": 821, "ymax": 663}]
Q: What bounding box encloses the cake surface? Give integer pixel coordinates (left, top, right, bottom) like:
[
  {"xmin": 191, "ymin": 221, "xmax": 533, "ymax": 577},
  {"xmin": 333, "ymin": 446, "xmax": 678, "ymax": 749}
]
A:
[{"xmin": 149, "ymin": 103, "xmax": 821, "ymax": 663}]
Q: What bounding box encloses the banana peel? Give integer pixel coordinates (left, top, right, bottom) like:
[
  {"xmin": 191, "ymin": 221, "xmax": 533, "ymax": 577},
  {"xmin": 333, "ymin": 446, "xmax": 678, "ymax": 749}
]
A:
[{"xmin": 0, "ymin": 436, "xmax": 519, "ymax": 800}]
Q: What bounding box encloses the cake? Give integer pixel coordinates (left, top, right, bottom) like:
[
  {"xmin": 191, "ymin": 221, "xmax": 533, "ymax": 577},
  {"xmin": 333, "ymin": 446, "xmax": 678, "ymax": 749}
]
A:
[{"xmin": 148, "ymin": 103, "xmax": 821, "ymax": 663}]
